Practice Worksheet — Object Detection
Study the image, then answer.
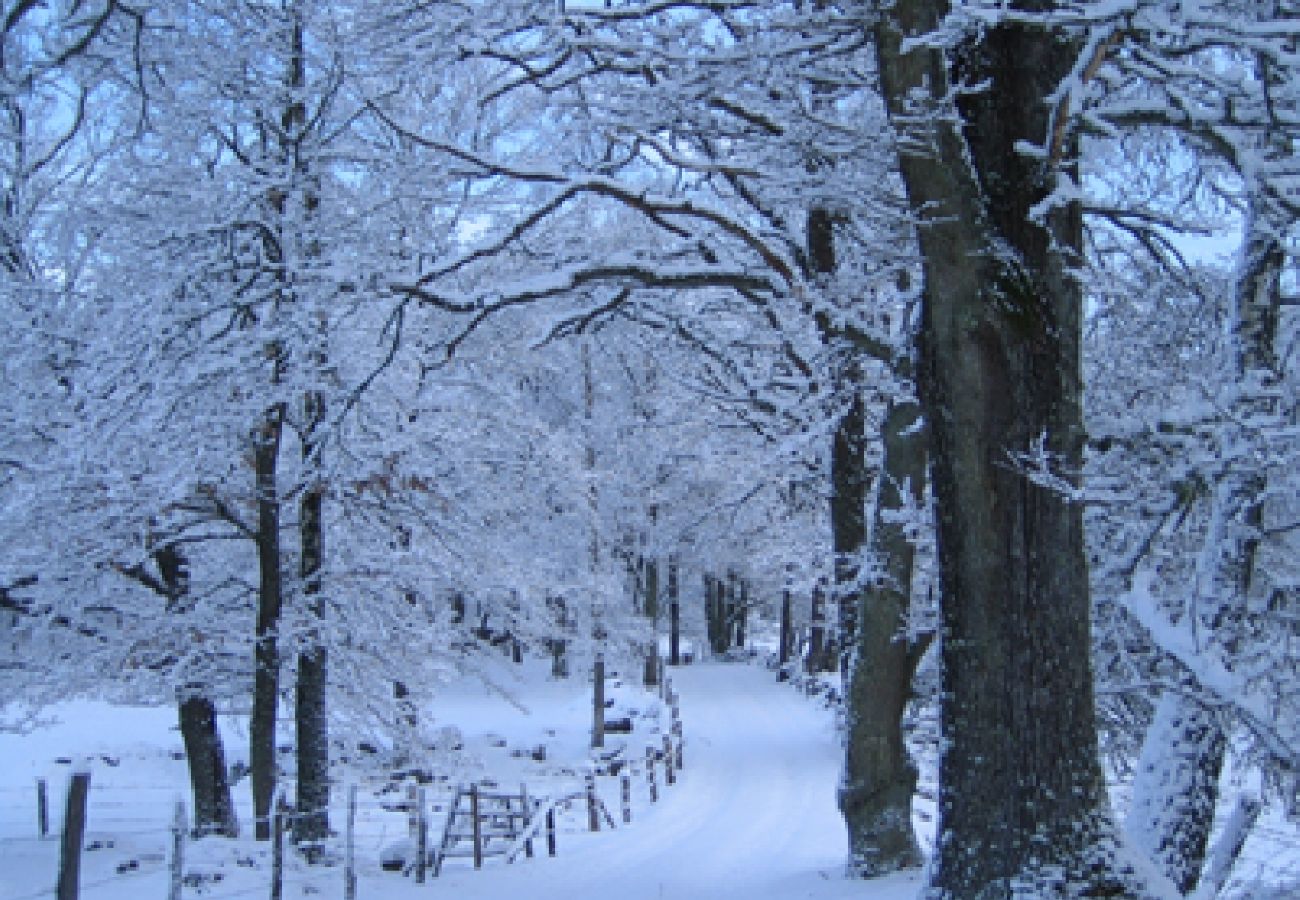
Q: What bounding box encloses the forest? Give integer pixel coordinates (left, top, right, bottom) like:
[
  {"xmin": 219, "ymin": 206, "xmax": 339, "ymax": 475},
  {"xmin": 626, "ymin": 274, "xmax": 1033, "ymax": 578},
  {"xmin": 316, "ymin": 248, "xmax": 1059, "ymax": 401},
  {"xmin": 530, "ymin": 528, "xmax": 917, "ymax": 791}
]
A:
[{"xmin": 0, "ymin": 1, "xmax": 1296, "ymax": 899}]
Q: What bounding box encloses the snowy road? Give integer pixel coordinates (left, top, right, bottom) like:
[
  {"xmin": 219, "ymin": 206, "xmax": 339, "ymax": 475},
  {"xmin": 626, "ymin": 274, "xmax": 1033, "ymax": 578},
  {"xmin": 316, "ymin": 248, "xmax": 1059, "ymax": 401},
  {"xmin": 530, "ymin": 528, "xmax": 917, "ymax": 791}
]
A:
[{"xmin": 428, "ymin": 662, "xmax": 920, "ymax": 900}]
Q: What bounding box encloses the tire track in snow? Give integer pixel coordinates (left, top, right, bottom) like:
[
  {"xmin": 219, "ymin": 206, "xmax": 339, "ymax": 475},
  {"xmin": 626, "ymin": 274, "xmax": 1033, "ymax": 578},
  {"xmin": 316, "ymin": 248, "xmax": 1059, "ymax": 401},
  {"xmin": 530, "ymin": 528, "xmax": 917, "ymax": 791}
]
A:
[{"xmin": 436, "ymin": 662, "xmax": 921, "ymax": 899}]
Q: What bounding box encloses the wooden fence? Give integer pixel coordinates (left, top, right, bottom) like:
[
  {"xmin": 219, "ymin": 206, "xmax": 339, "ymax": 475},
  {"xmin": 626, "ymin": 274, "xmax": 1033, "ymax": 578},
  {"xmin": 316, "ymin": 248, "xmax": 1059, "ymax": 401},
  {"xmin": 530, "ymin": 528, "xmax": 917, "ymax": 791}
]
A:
[{"xmin": 15, "ymin": 676, "xmax": 684, "ymax": 899}]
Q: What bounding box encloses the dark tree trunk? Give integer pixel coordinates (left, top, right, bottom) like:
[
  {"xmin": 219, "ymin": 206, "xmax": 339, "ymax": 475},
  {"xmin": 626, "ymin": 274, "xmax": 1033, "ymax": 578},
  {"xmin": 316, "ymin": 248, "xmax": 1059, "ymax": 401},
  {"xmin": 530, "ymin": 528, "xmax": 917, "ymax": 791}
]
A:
[
  {"xmin": 643, "ymin": 555, "xmax": 659, "ymax": 621},
  {"xmin": 779, "ymin": 590, "xmax": 793, "ymax": 668},
  {"xmin": 178, "ymin": 694, "xmax": 239, "ymax": 838},
  {"xmin": 830, "ymin": 389, "xmax": 867, "ymax": 681},
  {"xmin": 872, "ymin": 2, "xmax": 1151, "ymax": 894},
  {"xmin": 148, "ymin": 544, "xmax": 238, "ymax": 839},
  {"xmin": 295, "ymin": 390, "xmax": 329, "ymax": 849},
  {"xmin": 734, "ymin": 579, "xmax": 747, "ymax": 649},
  {"xmin": 808, "ymin": 578, "xmax": 829, "ymax": 674},
  {"xmin": 668, "ymin": 557, "xmax": 681, "ymax": 666},
  {"xmin": 251, "ymin": 403, "xmax": 285, "ymax": 842},
  {"xmin": 704, "ymin": 575, "xmax": 727, "ymax": 656},
  {"xmin": 839, "ymin": 400, "xmax": 926, "ymax": 876}
]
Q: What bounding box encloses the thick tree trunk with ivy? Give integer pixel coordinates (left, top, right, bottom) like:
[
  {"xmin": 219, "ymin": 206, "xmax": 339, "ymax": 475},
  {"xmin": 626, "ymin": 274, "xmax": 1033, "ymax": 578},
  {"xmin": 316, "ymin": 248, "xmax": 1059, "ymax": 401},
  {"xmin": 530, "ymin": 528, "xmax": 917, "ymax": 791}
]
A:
[
  {"xmin": 839, "ymin": 399, "xmax": 926, "ymax": 877},
  {"xmin": 872, "ymin": 1, "xmax": 1152, "ymax": 894}
]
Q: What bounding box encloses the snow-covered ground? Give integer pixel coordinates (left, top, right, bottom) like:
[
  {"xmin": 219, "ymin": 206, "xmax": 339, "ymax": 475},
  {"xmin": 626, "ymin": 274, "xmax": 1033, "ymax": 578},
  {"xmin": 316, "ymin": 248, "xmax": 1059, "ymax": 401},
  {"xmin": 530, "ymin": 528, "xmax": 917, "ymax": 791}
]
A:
[{"xmin": 0, "ymin": 661, "xmax": 920, "ymax": 900}]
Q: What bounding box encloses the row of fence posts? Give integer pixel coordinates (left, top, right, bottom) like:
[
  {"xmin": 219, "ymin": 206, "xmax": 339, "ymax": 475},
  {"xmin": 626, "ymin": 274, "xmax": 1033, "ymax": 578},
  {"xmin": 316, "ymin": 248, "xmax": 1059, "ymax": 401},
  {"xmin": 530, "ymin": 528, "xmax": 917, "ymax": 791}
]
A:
[
  {"xmin": 34, "ymin": 674, "xmax": 683, "ymax": 899},
  {"xmin": 34, "ymin": 772, "xmax": 357, "ymax": 900}
]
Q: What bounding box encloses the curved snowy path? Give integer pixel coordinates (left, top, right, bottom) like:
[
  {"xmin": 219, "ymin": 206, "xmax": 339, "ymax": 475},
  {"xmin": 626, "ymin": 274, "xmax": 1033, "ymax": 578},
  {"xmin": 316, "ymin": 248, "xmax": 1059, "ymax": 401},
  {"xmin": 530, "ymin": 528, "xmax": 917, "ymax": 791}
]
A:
[{"xmin": 430, "ymin": 662, "xmax": 920, "ymax": 900}]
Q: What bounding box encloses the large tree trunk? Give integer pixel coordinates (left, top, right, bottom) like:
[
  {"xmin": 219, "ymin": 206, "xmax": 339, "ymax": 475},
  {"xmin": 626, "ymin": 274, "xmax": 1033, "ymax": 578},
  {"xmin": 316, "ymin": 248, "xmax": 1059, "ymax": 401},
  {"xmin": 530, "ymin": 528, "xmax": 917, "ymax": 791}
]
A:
[
  {"xmin": 178, "ymin": 693, "xmax": 239, "ymax": 838},
  {"xmin": 871, "ymin": 2, "xmax": 1150, "ymax": 894},
  {"xmin": 839, "ymin": 399, "xmax": 926, "ymax": 877},
  {"xmin": 251, "ymin": 403, "xmax": 285, "ymax": 842}
]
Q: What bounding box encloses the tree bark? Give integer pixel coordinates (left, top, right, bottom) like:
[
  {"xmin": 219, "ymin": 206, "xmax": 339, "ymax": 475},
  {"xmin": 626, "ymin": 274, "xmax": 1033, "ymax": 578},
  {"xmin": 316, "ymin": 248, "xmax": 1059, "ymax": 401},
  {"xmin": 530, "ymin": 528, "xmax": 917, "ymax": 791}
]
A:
[
  {"xmin": 178, "ymin": 694, "xmax": 239, "ymax": 838},
  {"xmin": 871, "ymin": 2, "xmax": 1149, "ymax": 894},
  {"xmin": 148, "ymin": 544, "xmax": 238, "ymax": 839},
  {"xmin": 251, "ymin": 402, "xmax": 285, "ymax": 841},
  {"xmin": 830, "ymin": 389, "xmax": 867, "ymax": 680},
  {"xmin": 839, "ymin": 399, "xmax": 926, "ymax": 877},
  {"xmin": 295, "ymin": 389, "xmax": 329, "ymax": 849}
]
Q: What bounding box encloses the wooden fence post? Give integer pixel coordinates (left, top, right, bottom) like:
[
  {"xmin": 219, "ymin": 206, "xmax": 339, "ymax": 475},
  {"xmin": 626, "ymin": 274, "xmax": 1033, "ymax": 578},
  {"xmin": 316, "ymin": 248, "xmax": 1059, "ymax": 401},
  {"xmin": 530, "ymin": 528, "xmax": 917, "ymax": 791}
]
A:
[
  {"xmin": 415, "ymin": 787, "xmax": 428, "ymax": 883},
  {"xmin": 169, "ymin": 800, "xmax": 185, "ymax": 900},
  {"xmin": 36, "ymin": 777, "xmax": 48, "ymax": 839},
  {"xmin": 546, "ymin": 806, "xmax": 557, "ymax": 857},
  {"xmin": 586, "ymin": 775, "xmax": 599, "ymax": 833},
  {"xmin": 271, "ymin": 795, "xmax": 286, "ymax": 900},
  {"xmin": 620, "ymin": 774, "xmax": 631, "ymax": 824},
  {"xmin": 521, "ymin": 783, "xmax": 534, "ymax": 859},
  {"xmin": 56, "ymin": 771, "xmax": 90, "ymax": 900},
  {"xmin": 470, "ymin": 784, "xmax": 483, "ymax": 869},
  {"xmin": 673, "ymin": 720, "xmax": 684, "ymax": 770},
  {"xmin": 592, "ymin": 653, "xmax": 606, "ymax": 749},
  {"xmin": 645, "ymin": 748, "xmax": 657, "ymax": 803},
  {"xmin": 663, "ymin": 735, "xmax": 675, "ymax": 786},
  {"xmin": 344, "ymin": 785, "xmax": 357, "ymax": 900},
  {"xmin": 405, "ymin": 784, "xmax": 418, "ymax": 841}
]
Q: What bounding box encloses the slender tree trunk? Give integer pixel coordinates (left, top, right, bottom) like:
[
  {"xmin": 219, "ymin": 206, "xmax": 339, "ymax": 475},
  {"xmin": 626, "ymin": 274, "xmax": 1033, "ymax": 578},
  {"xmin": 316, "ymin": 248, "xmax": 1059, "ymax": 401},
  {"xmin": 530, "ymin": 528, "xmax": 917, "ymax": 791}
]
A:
[
  {"xmin": 839, "ymin": 399, "xmax": 926, "ymax": 876},
  {"xmin": 668, "ymin": 557, "xmax": 681, "ymax": 666},
  {"xmin": 295, "ymin": 388, "xmax": 329, "ymax": 848},
  {"xmin": 642, "ymin": 553, "xmax": 660, "ymax": 684},
  {"xmin": 872, "ymin": 2, "xmax": 1151, "ymax": 894},
  {"xmin": 178, "ymin": 694, "xmax": 239, "ymax": 838},
  {"xmin": 149, "ymin": 543, "xmax": 238, "ymax": 839},
  {"xmin": 643, "ymin": 555, "xmax": 659, "ymax": 621},
  {"xmin": 830, "ymin": 388, "xmax": 867, "ymax": 680},
  {"xmin": 251, "ymin": 403, "xmax": 285, "ymax": 842}
]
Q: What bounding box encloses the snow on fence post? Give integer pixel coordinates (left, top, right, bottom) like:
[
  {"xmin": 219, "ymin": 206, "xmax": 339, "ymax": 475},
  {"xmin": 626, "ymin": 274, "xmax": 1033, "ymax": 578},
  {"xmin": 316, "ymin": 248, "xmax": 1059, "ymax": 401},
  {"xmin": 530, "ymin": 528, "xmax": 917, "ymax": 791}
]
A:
[
  {"xmin": 36, "ymin": 777, "xmax": 48, "ymax": 839},
  {"xmin": 673, "ymin": 720, "xmax": 684, "ymax": 770},
  {"xmin": 56, "ymin": 771, "xmax": 90, "ymax": 900},
  {"xmin": 620, "ymin": 774, "xmax": 631, "ymax": 824},
  {"xmin": 169, "ymin": 800, "xmax": 185, "ymax": 900},
  {"xmin": 271, "ymin": 795, "xmax": 287, "ymax": 900},
  {"xmin": 662, "ymin": 735, "xmax": 675, "ymax": 786},
  {"xmin": 415, "ymin": 787, "xmax": 428, "ymax": 884},
  {"xmin": 344, "ymin": 785, "xmax": 357, "ymax": 900},
  {"xmin": 645, "ymin": 747, "xmax": 658, "ymax": 803},
  {"xmin": 585, "ymin": 775, "xmax": 599, "ymax": 833},
  {"xmin": 592, "ymin": 653, "xmax": 606, "ymax": 749},
  {"xmin": 470, "ymin": 784, "xmax": 483, "ymax": 869}
]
